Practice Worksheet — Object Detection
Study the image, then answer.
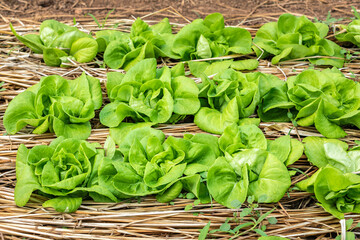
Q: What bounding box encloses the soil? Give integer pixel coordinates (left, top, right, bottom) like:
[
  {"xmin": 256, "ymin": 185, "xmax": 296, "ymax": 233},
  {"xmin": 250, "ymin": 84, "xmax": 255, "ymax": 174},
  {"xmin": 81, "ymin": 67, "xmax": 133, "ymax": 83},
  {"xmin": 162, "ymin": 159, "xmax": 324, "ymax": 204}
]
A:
[{"xmin": 1, "ymin": 0, "xmax": 360, "ymax": 25}]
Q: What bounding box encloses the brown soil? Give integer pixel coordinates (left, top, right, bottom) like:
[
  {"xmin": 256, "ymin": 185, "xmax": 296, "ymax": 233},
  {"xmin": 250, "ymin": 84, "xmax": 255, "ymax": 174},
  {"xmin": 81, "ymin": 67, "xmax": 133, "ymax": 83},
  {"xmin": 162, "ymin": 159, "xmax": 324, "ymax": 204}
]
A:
[{"xmin": 1, "ymin": 0, "xmax": 360, "ymax": 25}]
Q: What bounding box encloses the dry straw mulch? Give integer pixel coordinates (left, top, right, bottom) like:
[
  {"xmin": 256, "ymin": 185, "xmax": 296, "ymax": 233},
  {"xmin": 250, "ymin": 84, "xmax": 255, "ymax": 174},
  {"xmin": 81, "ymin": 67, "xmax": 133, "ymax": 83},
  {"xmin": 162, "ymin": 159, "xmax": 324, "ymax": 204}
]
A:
[{"xmin": 0, "ymin": 8, "xmax": 360, "ymax": 240}]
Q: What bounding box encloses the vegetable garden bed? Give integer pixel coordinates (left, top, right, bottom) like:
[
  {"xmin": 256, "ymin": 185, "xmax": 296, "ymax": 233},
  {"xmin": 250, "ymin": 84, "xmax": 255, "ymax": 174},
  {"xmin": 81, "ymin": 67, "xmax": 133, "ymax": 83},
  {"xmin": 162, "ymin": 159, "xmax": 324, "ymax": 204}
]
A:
[{"xmin": 1, "ymin": 10, "xmax": 360, "ymax": 240}]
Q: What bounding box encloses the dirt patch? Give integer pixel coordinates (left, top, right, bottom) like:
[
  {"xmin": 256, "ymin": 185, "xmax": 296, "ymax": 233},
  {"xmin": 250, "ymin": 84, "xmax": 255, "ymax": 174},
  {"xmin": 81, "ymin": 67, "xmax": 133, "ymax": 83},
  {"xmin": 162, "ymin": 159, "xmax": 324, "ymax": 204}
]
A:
[{"xmin": 1, "ymin": 0, "xmax": 360, "ymax": 25}]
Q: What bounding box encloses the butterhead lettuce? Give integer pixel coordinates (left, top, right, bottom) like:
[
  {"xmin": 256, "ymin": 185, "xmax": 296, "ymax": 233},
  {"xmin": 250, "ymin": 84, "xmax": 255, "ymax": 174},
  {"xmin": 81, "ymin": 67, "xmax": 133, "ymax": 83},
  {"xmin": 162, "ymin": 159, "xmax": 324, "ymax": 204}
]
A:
[
  {"xmin": 4, "ymin": 73, "xmax": 102, "ymax": 139},
  {"xmin": 10, "ymin": 20, "xmax": 98, "ymax": 66},
  {"xmin": 100, "ymin": 59, "xmax": 200, "ymax": 127},
  {"xmin": 336, "ymin": 20, "xmax": 360, "ymax": 47},
  {"xmin": 14, "ymin": 137, "xmax": 116, "ymax": 213},
  {"xmin": 194, "ymin": 69, "xmax": 284, "ymax": 134},
  {"xmin": 253, "ymin": 13, "xmax": 344, "ymax": 67},
  {"xmin": 102, "ymin": 123, "xmax": 218, "ymax": 203},
  {"xmin": 208, "ymin": 124, "xmax": 301, "ymax": 207},
  {"xmin": 171, "ymin": 13, "xmax": 252, "ymax": 60}
]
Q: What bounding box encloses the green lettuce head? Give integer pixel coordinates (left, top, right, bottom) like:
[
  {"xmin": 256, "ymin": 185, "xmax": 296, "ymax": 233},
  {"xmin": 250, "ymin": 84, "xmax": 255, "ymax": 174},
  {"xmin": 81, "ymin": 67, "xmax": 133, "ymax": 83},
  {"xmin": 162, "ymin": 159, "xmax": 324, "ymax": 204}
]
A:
[
  {"xmin": 314, "ymin": 165, "xmax": 360, "ymax": 219},
  {"xmin": 208, "ymin": 124, "xmax": 295, "ymax": 208},
  {"xmin": 208, "ymin": 149, "xmax": 291, "ymax": 208},
  {"xmin": 296, "ymin": 137, "xmax": 360, "ymax": 218},
  {"xmin": 100, "ymin": 58, "xmax": 200, "ymax": 127},
  {"xmin": 195, "ymin": 69, "xmax": 284, "ymax": 134},
  {"xmin": 3, "ymin": 73, "xmax": 102, "ymax": 139},
  {"xmin": 171, "ymin": 13, "xmax": 252, "ymax": 60},
  {"xmin": 14, "ymin": 137, "xmax": 116, "ymax": 213},
  {"xmin": 253, "ymin": 13, "xmax": 344, "ymax": 67},
  {"xmin": 99, "ymin": 123, "xmax": 218, "ymax": 203},
  {"xmin": 103, "ymin": 18, "xmax": 175, "ymax": 70},
  {"xmin": 336, "ymin": 20, "xmax": 360, "ymax": 47},
  {"xmin": 10, "ymin": 19, "xmax": 98, "ymax": 66},
  {"xmin": 287, "ymin": 68, "xmax": 360, "ymax": 138}
]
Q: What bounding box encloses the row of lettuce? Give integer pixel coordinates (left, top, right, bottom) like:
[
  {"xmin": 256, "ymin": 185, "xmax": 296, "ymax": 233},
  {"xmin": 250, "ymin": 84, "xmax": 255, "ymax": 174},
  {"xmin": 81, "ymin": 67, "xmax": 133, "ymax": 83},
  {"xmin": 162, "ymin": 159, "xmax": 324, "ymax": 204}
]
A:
[
  {"xmin": 4, "ymin": 58, "xmax": 360, "ymax": 139},
  {"xmin": 10, "ymin": 12, "xmax": 360, "ymax": 69},
  {"xmin": 15, "ymin": 121, "xmax": 360, "ymax": 220}
]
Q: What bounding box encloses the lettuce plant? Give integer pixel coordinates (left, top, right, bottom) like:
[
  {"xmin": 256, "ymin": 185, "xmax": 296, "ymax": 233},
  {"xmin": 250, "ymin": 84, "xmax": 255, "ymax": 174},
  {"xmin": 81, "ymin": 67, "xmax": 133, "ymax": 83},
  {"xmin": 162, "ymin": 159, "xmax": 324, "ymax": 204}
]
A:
[
  {"xmin": 297, "ymin": 137, "xmax": 360, "ymax": 218},
  {"xmin": 100, "ymin": 58, "xmax": 200, "ymax": 127},
  {"xmin": 102, "ymin": 18, "xmax": 176, "ymax": 71},
  {"xmin": 207, "ymin": 124, "xmax": 302, "ymax": 208},
  {"xmin": 314, "ymin": 166, "xmax": 360, "ymax": 219},
  {"xmin": 287, "ymin": 68, "xmax": 360, "ymax": 138},
  {"xmin": 10, "ymin": 20, "xmax": 98, "ymax": 66},
  {"xmin": 336, "ymin": 20, "xmax": 360, "ymax": 47},
  {"xmin": 258, "ymin": 68, "xmax": 360, "ymax": 139},
  {"xmin": 194, "ymin": 68, "xmax": 284, "ymax": 134},
  {"xmin": 4, "ymin": 73, "xmax": 102, "ymax": 139},
  {"xmin": 297, "ymin": 165, "xmax": 360, "ymax": 219},
  {"xmin": 171, "ymin": 13, "xmax": 252, "ymax": 60},
  {"xmin": 297, "ymin": 137, "xmax": 359, "ymax": 194},
  {"xmin": 14, "ymin": 137, "xmax": 116, "ymax": 213},
  {"xmin": 253, "ymin": 13, "xmax": 344, "ymax": 67},
  {"xmin": 97, "ymin": 123, "xmax": 219, "ymax": 203}
]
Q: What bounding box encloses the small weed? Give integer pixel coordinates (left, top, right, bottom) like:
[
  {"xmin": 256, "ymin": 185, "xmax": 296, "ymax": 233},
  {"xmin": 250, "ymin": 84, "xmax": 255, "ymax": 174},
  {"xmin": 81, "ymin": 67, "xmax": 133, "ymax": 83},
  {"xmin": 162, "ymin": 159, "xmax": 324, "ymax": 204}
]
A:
[
  {"xmin": 197, "ymin": 196, "xmax": 277, "ymax": 239},
  {"xmin": 87, "ymin": 9, "xmax": 115, "ymax": 28},
  {"xmin": 314, "ymin": 11, "xmax": 343, "ymax": 26}
]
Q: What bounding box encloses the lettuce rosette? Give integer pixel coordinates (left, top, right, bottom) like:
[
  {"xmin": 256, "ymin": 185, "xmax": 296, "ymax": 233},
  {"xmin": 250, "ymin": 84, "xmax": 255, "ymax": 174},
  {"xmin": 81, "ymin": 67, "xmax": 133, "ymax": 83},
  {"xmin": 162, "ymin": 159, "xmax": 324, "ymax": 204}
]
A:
[
  {"xmin": 336, "ymin": 19, "xmax": 360, "ymax": 47},
  {"xmin": 95, "ymin": 123, "xmax": 219, "ymax": 203},
  {"xmin": 297, "ymin": 164, "xmax": 360, "ymax": 219},
  {"xmin": 287, "ymin": 68, "xmax": 360, "ymax": 138},
  {"xmin": 253, "ymin": 13, "xmax": 344, "ymax": 67},
  {"xmin": 100, "ymin": 58, "xmax": 200, "ymax": 127},
  {"xmin": 194, "ymin": 68, "xmax": 284, "ymax": 134},
  {"xmin": 14, "ymin": 137, "xmax": 116, "ymax": 213},
  {"xmin": 256, "ymin": 68, "xmax": 360, "ymax": 138},
  {"xmin": 170, "ymin": 13, "xmax": 252, "ymax": 60},
  {"xmin": 10, "ymin": 19, "xmax": 98, "ymax": 66},
  {"xmin": 102, "ymin": 18, "xmax": 176, "ymax": 70},
  {"xmin": 4, "ymin": 73, "xmax": 102, "ymax": 139},
  {"xmin": 314, "ymin": 166, "xmax": 360, "ymax": 219},
  {"xmin": 207, "ymin": 124, "xmax": 302, "ymax": 208},
  {"xmin": 297, "ymin": 137, "xmax": 360, "ymax": 192},
  {"xmin": 296, "ymin": 137, "xmax": 360, "ymax": 218}
]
